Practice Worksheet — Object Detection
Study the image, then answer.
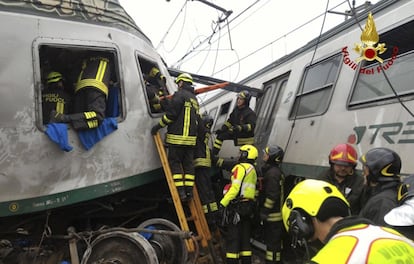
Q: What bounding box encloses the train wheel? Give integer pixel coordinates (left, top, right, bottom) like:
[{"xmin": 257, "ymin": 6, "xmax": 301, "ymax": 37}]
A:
[
  {"xmin": 81, "ymin": 231, "xmax": 159, "ymax": 264},
  {"xmin": 138, "ymin": 218, "xmax": 188, "ymax": 264}
]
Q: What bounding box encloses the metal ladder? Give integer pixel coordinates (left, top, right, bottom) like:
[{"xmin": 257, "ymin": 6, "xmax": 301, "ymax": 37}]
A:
[{"xmin": 153, "ymin": 133, "xmax": 222, "ymax": 263}]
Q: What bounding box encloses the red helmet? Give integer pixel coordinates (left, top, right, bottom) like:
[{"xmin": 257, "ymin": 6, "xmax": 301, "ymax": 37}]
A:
[{"xmin": 329, "ymin": 144, "xmax": 357, "ymax": 167}]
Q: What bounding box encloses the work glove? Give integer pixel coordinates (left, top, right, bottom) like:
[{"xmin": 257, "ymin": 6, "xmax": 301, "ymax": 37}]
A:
[
  {"xmin": 151, "ymin": 124, "xmax": 162, "ymax": 135},
  {"xmin": 49, "ymin": 110, "xmax": 71, "ymax": 123},
  {"xmin": 232, "ymin": 125, "xmax": 242, "ymax": 132}
]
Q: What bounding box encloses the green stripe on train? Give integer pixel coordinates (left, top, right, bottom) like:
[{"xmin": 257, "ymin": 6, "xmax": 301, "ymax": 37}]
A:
[{"xmin": 0, "ymin": 168, "xmax": 164, "ymax": 217}]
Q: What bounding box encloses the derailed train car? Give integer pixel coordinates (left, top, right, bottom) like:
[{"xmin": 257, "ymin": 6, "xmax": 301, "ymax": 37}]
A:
[{"xmin": 0, "ymin": 1, "xmax": 191, "ymax": 263}]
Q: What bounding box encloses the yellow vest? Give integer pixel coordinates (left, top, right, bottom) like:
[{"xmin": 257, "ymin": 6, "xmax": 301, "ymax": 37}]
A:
[{"xmin": 220, "ymin": 163, "xmax": 257, "ymax": 207}]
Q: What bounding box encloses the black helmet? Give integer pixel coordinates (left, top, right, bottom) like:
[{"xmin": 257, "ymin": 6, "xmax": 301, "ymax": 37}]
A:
[
  {"xmin": 264, "ymin": 145, "xmax": 284, "ymax": 164},
  {"xmin": 398, "ymin": 174, "xmax": 414, "ymax": 204},
  {"xmin": 360, "ymin": 147, "xmax": 401, "ymax": 183},
  {"xmin": 238, "ymin": 90, "xmax": 251, "ymax": 106}
]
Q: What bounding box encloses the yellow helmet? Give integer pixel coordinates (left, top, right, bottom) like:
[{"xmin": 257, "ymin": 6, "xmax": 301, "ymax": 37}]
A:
[
  {"xmin": 239, "ymin": 144, "xmax": 258, "ymax": 161},
  {"xmin": 148, "ymin": 67, "xmax": 160, "ymax": 78},
  {"xmin": 47, "ymin": 71, "xmax": 63, "ymax": 84},
  {"xmin": 282, "ymin": 179, "xmax": 350, "ymax": 239},
  {"xmin": 175, "ymin": 73, "xmax": 193, "ymax": 85}
]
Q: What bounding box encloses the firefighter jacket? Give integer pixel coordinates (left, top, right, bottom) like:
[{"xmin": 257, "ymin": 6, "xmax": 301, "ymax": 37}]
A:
[
  {"xmin": 223, "ymin": 105, "xmax": 256, "ymax": 145},
  {"xmin": 319, "ymin": 168, "xmax": 364, "ymax": 215},
  {"xmin": 73, "ymin": 56, "xmax": 111, "ymax": 128},
  {"xmin": 308, "ymin": 216, "xmax": 414, "ymax": 264},
  {"xmin": 359, "ymin": 181, "xmax": 399, "ymax": 227},
  {"xmin": 42, "ymin": 87, "xmax": 71, "ymax": 124},
  {"xmin": 159, "ymin": 84, "xmax": 199, "ymax": 146},
  {"xmin": 220, "ymin": 162, "xmax": 257, "ymax": 207},
  {"xmin": 260, "ymin": 164, "xmax": 284, "ymax": 222},
  {"xmin": 194, "ymin": 117, "xmax": 212, "ymax": 168}
]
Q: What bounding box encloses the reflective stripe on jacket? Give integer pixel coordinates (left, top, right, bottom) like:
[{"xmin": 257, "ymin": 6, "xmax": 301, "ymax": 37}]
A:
[
  {"xmin": 160, "ymin": 84, "xmax": 199, "ymax": 146},
  {"xmin": 220, "ymin": 163, "xmax": 257, "ymax": 207}
]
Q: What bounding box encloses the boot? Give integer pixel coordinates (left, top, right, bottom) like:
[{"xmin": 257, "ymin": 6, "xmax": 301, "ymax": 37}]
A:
[
  {"xmin": 49, "ymin": 110, "xmax": 71, "ymax": 123},
  {"xmin": 177, "ymin": 187, "xmax": 188, "ymax": 202},
  {"xmin": 185, "ymin": 186, "xmax": 193, "ymax": 200}
]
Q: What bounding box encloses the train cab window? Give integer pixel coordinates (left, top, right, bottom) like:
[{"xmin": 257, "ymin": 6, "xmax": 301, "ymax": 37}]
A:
[
  {"xmin": 349, "ymin": 19, "xmax": 414, "ymax": 107},
  {"xmin": 136, "ymin": 56, "xmax": 170, "ymax": 114},
  {"xmin": 289, "ymin": 53, "xmax": 341, "ymax": 119},
  {"xmin": 37, "ymin": 45, "xmax": 122, "ymax": 128}
]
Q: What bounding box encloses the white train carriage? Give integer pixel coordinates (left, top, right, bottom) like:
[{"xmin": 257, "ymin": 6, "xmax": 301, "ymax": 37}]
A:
[{"xmin": 202, "ymin": 0, "xmax": 414, "ymax": 178}]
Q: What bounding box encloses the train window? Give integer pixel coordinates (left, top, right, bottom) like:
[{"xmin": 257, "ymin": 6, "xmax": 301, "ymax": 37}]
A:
[
  {"xmin": 136, "ymin": 56, "xmax": 170, "ymax": 114},
  {"xmin": 37, "ymin": 45, "xmax": 122, "ymax": 128},
  {"xmin": 213, "ymin": 100, "xmax": 232, "ymax": 131},
  {"xmin": 289, "ymin": 53, "xmax": 341, "ymax": 119},
  {"xmin": 349, "ymin": 20, "xmax": 414, "ymax": 108},
  {"xmin": 208, "ymin": 107, "xmax": 218, "ymax": 128}
]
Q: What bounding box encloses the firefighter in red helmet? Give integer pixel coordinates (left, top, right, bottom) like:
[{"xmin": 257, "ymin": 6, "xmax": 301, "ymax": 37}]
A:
[{"xmin": 318, "ymin": 143, "xmax": 364, "ymax": 214}]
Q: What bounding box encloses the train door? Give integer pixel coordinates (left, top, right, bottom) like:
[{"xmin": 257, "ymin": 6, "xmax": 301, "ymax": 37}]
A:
[{"xmin": 255, "ymin": 73, "xmax": 289, "ymax": 155}]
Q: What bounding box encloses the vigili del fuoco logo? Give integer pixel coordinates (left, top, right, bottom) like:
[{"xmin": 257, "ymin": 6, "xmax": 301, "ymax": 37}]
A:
[{"xmin": 342, "ymin": 12, "xmax": 398, "ymax": 74}]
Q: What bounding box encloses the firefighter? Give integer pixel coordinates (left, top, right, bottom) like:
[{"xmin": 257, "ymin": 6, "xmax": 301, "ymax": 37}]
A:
[
  {"xmin": 218, "ymin": 144, "xmax": 258, "ymax": 264},
  {"xmin": 194, "ymin": 114, "xmax": 219, "ymax": 229},
  {"xmin": 259, "ymin": 146, "xmax": 285, "ymax": 264},
  {"xmin": 42, "ymin": 71, "xmax": 71, "ymax": 124},
  {"xmin": 359, "ymin": 147, "xmax": 400, "ymax": 226},
  {"xmin": 212, "ymin": 90, "xmax": 256, "ymax": 157},
  {"xmin": 318, "ymin": 143, "xmax": 364, "ymax": 214},
  {"xmin": 144, "ymin": 67, "xmax": 168, "ymax": 113},
  {"xmin": 384, "ymin": 174, "xmax": 414, "ymax": 240},
  {"xmin": 151, "ymin": 73, "xmax": 199, "ymax": 201},
  {"xmin": 50, "ymin": 55, "xmax": 111, "ymax": 130},
  {"xmin": 282, "ymin": 179, "xmax": 414, "ymax": 263}
]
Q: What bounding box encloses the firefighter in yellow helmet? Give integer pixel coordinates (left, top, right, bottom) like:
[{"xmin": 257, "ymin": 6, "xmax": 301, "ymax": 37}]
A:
[
  {"xmin": 282, "ymin": 179, "xmax": 414, "ymax": 263},
  {"xmin": 151, "ymin": 73, "xmax": 199, "ymax": 201},
  {"xmin": 144, "ymin": 67, "xmax": 168, "ymax": 113},
  {"xmin": 42, "ymin": 71, "xmax": 72, "ymax": 124},
  {"xmin": 218, "ymin": 144, "xmax": 258, "ymax": 264}
]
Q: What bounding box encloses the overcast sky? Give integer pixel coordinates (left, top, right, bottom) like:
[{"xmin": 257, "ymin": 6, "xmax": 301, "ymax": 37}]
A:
[{"xmin": 119, "ymin": 0, "xmax": 379, "ymax": 82}]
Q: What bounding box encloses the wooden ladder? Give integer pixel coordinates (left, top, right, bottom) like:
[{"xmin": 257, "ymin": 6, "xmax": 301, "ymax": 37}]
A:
[{"xmin": 153, "ymin": 133, "xmax": 222, "ymax": 263}]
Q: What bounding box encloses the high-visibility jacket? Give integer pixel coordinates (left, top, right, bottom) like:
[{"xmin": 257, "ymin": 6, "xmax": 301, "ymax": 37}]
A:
[
  {"xmin": 220, "ymin": 162, "xmax": 257, "ymax": 207},
  {"xmin": 159, "ymin": 84, "xmax": 199, "ymax": 146},
  {"xmin": 309, "ymin": 217, "xmax": 414, "ymax": 264}
]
